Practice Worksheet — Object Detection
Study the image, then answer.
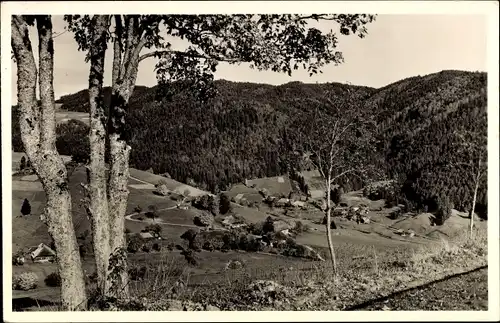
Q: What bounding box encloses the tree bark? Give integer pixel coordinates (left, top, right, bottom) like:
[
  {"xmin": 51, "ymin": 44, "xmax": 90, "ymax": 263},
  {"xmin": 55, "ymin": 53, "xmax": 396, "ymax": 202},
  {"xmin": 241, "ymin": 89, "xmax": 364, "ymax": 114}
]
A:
[
  {"xmin": 325, "ymin": 175, "xmax": 337, "ymax": 277},
  {"xmin": 106, "ymin": 17, "xmax": 145, "ymax": 298},
  {"xmin": 87, "ymin": 15, "xmax": 111, "ymax": 296},
  {"xmin": 108, "ymin": 85, "xmax": 132, "ymax": 298},
  {"xmin": 12, "ymin": 15, "xmax": 87, "ymax": 310}
]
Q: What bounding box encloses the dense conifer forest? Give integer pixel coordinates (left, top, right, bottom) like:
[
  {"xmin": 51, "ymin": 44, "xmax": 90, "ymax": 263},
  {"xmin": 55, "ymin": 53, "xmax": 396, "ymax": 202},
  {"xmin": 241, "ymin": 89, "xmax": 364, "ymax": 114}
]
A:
[{"xmin": 12, "ymin": 70, "xmax": 487, "ymax": 218}]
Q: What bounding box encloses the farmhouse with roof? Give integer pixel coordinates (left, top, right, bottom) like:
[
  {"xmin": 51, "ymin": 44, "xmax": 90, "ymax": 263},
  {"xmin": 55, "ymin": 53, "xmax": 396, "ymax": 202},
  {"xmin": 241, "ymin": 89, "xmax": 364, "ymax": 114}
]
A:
[{"xmin": 30, "ymin": 243, "xmax": 56, "ymax": 263}]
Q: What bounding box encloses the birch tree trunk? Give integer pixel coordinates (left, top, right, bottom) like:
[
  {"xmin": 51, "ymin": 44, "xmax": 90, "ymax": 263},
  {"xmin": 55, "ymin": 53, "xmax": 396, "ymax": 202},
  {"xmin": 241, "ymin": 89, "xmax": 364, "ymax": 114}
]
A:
[
  {"xmin": 469, "ymin": 159, "xmax": 481, "ymax": 239},
  {"xmin": 325, "ymin": 175, "xmax": 337, "ymax": 277},
  {"xmin": 106, "ymin": 19, "xmax": 145, "ymax": 298},
  {"xmin": 87, "ymin": 15, "xmax": 111, "ymax": 295},
  {"xmin": 12, "ymin": 15, "xmax": 87, "ymax": 310}
]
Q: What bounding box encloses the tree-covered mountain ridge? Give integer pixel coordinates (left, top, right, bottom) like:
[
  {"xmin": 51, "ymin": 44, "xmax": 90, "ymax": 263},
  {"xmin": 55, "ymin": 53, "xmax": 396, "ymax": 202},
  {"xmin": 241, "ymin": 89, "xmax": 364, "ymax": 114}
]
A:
[{"xmin": 14, "ymin": 69, "xmax": 487, "ymax": 215}]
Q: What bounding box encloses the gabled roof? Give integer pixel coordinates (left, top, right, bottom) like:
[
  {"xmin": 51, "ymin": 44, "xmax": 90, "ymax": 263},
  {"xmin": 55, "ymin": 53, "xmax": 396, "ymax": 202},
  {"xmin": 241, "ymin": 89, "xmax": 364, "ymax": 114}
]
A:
[
  {"xmin": 139, "ymin": 232, "xmax": 154, "ymax": 239},
  {"xmin": 31, "ymin": 243, "xmax": 56, "ymax": 258}
]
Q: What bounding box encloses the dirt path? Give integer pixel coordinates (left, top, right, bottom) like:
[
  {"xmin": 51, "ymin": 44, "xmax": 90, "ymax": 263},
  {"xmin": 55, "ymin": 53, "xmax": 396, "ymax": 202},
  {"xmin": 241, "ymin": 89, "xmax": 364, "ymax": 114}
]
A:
[
  {"xmin": 349, "ymin": 266, "xmax": 488, "ymax": 311},
  {"xmin": 124, "ymin": 207, "xmax": 200, "ymax": 229}
]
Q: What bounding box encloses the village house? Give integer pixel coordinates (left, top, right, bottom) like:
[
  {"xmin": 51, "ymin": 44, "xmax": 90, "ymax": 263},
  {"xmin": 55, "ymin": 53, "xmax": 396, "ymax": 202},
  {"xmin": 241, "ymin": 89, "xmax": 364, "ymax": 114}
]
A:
[{"xmin": 30, "ymin": 243, "xmax": 56, "ymax": 263}]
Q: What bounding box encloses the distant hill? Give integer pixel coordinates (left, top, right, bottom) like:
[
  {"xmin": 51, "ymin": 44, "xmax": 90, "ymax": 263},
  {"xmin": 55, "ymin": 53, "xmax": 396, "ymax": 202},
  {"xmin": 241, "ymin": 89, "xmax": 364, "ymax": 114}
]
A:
[{"xmin": 13, "ymin": 70, "xmax": 488, "ymax": 216}]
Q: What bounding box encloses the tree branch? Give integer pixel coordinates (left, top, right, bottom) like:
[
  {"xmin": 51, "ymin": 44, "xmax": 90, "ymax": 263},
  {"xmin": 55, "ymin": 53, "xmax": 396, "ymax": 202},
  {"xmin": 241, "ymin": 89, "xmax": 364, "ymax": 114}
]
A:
[
  {"xmin": 36, "ymin": 15, "xmax": 57, "ymax": 151},
  {"xmin": 112, "ymin": 15, "xmax": 123, "ymax": 85}
]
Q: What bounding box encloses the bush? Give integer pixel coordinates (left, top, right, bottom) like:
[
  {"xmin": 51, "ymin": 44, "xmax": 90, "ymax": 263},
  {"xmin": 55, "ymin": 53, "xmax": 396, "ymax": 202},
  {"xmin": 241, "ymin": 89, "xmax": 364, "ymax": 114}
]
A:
[
  {"xmin": 364, "ymin": 181, "xmax": 396, "ymax": 201},
  {"xmin": 152, "ymin": 243, "xmax": 161, "ymax": 252},
  {"xmin": 21, "ymin": 198, "xmax": 31, "ymax": 216},
  {"xmin": 142, "ymin": 244, "xmax": 151, "ymax": 253},
  {"xmin": 133, "ymin": 205, "xmax": 142, "ymax": 214},
  {"xmin": 435, "ymin": 196, "xmax": 453, "ymax": 225},
  {"xmin": 202, "ymin": 240, "xmax": 215, "ymax": 251},
  {"xmin": 12, "ymin": 253, "xmax": 25, "ymax": 266},
  {"xmin": 330, "ymin": 187, "xmax": 342, "ymax": 205},
  {"xmin": 290, "ymin": 221, "xmax": 310, "ymax": 235},
  {"xmin": 44, "ymin": 272, "xmax": 61, "ymax": 287},
  {"xmin": 144, "ymin": 224, "xmax": 162, "ymax": 236},
  {"xmin": 127, "ymin": 234, "xmax": 144, "ymax": 253},
  {"xmin": 13, "ymin": 272, "xmax": 38, "ymax": 291},
  {"xmin": 262, "ymin": 216, "xmax": 275, "ymax": 234},
  {"xmin": 219, "ymin": 193, "xmax": 232, "ymax": 215},
  {"xmin": 389, "ymin": 208, "xmax": 402, "ymax": 220}
]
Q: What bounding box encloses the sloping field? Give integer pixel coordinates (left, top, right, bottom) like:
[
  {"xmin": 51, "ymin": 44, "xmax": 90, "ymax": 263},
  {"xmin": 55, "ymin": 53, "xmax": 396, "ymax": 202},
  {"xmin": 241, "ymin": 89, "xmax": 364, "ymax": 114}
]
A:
[
  {"xmin": 245, "ymin": 175, "xmax": 293, "ymax": 197},
  {"xmin": 129, "ymin": 168, "xmax": 208, "ymax": 197},
  {"xmin": 55, "ymin": 111, "xmax": 89, "ymax": 125}
]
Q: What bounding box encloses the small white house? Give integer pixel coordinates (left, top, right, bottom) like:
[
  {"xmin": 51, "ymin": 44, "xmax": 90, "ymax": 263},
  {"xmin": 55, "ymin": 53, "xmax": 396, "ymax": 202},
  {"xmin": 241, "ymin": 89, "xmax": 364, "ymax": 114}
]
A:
[{"xmin": 30, "ymin": 243, "xmax": 56, "ymax": 263}]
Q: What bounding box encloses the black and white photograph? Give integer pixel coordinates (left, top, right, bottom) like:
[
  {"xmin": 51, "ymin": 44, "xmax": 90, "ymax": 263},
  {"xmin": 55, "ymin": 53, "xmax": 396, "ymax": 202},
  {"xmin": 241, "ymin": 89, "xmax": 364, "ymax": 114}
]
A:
[{"xmin": 2, "ymin": 1, "xmax": 499, "ymax": 321}]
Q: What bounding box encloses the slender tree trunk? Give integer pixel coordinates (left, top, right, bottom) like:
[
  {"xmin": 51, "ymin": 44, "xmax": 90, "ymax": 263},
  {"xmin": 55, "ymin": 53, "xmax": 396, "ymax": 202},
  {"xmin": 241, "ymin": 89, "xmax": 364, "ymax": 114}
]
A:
[
  {"xmin": 469, "ymin": 161, "xmax": 481, "ymax": 239},
  {"xmin": 12, "ymin": 15, "xmax": 87, "ymax": 310},
  {"xmin": 325, "ymin": 176, "xmax": 337, "ymax": 277},
  {"xmin": 87, "ymin": 15, "xmax": 111, "ymax": 295},
  {"xmin": 106, "ymin": 16, "xmax": 145, "ymax": 298},
  {"xmin": 107, "ymin": 84, "xmax": 133, "ymax": 298}
]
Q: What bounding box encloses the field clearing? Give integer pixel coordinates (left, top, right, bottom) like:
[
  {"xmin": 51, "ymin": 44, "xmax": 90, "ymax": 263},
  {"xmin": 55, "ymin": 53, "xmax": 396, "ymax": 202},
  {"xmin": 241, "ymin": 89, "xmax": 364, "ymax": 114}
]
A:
[
  {"xmin": 245, "ymin": 175, "xmax": 293, "ymax": 197},
  {"xmin": 129, "ymin": 168, "xmax": 208, "ymax": 197},
  {"xmin": 11, "ymin": 181, "xmax": 44, "ymax": 191},
  {"xmin": 131, "ymin": 208, "xmax": 198, "ymax": 226},
  {"xmin": 55, "ymin": 111, "xmax": 89, "ymax": 125}
]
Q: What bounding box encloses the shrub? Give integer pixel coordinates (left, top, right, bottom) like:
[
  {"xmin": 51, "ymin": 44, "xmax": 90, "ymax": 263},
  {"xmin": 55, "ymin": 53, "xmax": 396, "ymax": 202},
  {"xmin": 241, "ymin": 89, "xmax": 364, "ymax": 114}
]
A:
[
  {"xmin": 124, "ymin": 228, "xmax": 132, "ymax": 234},
  {"xmin": 144, "ymin": 224, "xmax": 162, "ymax": 236},
  {"xmin": 44, "ymin": 272, "xmax": 61, "ymax": 287},
  {"xmin": 21, "ymin": 198, "xmax": 31, "ymax": 216},
  {"xmin": 290, "ymin": 221, "xmax": 310, "ymax": 235},
  {"xmin": 133, "ymin": 206, "xmax": 142, "ymax": 214},
  {"xmin": 389, "ymin": 207, "xmax": 402, "ymax": 220},
  {"xmin": 127, "ymin": 234, "xmax": 144, "ymax": 253},
  {"xmin": 20, "ymin": 156, "xmax": 26, "ymax": 170},
  {"xmin": 152, "ymin": 243, "xmax": 161, "ymax": 252},
  {"xmin": 12, "ymin": 253, "xmax": 25, "ymax": 266},
  {"xmin": 180, "ymin": 229, "xmax": 198, "ymax": 243},
  {"xmin": 435, "ymin": 196, "xmax": 453, "ymax": 225},
  {"xmin": 13, "ymin": 272, "xmax": 38, "ymax": 291},
  {"xmin": 262, "ymin": 216, "xmax": 275, "ymax": 234},
  {"xmin": 330, "ymin": 187, "xmax": 342, "ymax": 205},
  {"xmin": 363, "ymin": 181, "xmax": 396, "ymax": 201},
  {"xmin": 155, "ymin": 179, "xmax": 168, "ymax": 188},
  {"xmin": 222, "ymin": 231, "xmax": 240, "ymax": 250},
  {"xmin": 202, "ymin": 240, "xmax": 215, "ymax": 251},
  {"xmin": 219, "ymin": 193, "xmax": 232, "ymax": 215},
  {"xmin": 142, "ymin": 244, "xmax": 151, "ymax": 253}
]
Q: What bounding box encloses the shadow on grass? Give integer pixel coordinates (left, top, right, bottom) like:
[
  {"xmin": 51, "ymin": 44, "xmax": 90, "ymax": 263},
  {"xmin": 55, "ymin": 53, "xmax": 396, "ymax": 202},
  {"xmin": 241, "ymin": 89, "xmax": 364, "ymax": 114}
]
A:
[
  {"xmin": 12, "ymin": 297, "xmax": 60, "ymax": 311},
  {"xmin": 344, "ymin": 265, "xmax": 488, "ymax": 311}
]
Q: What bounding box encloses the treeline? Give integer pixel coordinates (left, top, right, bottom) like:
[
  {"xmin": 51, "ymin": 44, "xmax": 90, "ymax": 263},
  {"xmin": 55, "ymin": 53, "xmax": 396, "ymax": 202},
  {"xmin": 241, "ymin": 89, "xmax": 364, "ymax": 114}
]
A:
[{"xmin": 12, "ymin": 70, "xmax": 488, "ymax": 219}]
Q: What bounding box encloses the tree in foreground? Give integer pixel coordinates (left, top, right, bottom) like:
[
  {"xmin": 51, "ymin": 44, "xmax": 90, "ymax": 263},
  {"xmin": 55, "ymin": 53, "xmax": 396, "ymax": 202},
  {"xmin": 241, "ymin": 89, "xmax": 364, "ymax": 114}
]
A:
[
  {"xmin": 288, "ymin": 87, "xmax": 379, "ymax": 275},
  {"xmin": 11, "ymin": 15, "xmax": 86, "ymax": 310},
  {"xmin": 64, "ymin": 14, "xmax": 376, "ymax": 302},
  {"xmin": 449, "ymin": 109, "xmax": 487, "ymax": 238}
]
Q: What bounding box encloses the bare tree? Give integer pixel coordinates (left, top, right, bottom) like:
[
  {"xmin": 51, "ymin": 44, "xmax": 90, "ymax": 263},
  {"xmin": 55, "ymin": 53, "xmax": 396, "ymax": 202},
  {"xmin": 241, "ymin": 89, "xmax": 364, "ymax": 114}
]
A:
[
  {"xmin": 451, "ymin": 122, "xmax": 487, "ymax": 239},
  {"xmin": 65, "ymin": 14, "xmax": 376, "ymax": 300},
  {"xmin": 291, "ymin": 87, "xmax": 379, "ymax": 275},
  {"xmin": 11, "ymin": 15, "xmax": 86, "ymax": 310}
]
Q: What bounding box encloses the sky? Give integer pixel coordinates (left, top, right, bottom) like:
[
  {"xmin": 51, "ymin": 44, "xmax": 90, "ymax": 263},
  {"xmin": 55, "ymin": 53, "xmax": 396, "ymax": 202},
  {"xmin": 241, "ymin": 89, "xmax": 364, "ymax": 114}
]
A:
[{"xmin": 10, "ymin": 14, "xmax": 487, "ymax": 102}]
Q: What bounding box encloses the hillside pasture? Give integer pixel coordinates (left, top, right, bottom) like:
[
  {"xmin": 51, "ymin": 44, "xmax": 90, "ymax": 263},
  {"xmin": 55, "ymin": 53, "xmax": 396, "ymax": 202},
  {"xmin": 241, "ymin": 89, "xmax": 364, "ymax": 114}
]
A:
[
  {"xmin": 129, "ymin": 168, "xmax": 208, "ymax": 197},
  {"xmin": 245, "ymin": 175, "xmax": 293, "ymax": 198}
]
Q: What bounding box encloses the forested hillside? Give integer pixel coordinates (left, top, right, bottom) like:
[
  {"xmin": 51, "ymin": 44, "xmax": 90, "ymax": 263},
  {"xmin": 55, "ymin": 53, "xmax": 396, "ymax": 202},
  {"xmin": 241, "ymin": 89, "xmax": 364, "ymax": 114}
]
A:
[{"xmin": 12, "ymin": 70, "xmax": 487, "ymax": 217}]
